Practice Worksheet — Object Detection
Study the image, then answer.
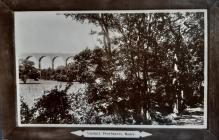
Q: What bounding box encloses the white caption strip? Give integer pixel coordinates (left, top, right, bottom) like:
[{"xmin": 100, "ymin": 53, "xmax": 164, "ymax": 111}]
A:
[{"xmin": 71, "ymin": 130, "xmax": 152, "ymax": 138}]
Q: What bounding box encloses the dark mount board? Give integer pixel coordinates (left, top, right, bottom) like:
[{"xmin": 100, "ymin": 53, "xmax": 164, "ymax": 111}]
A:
[{"xmin": 0, "ymin": 0, "xmax": 218, "ymax": 140}]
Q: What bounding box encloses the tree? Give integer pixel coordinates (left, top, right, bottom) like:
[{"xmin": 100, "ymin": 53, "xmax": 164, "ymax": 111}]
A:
[
  {"xmin": 64, "ymin": 13, "xmax": 117, "ymax": 84},
  {"xmin": 19, "ymin": 59, "xmax": 40, "ymax": 83}
]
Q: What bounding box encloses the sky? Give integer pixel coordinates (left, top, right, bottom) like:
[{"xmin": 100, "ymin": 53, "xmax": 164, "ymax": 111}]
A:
[
  {"xmin": 15, "ymin": 11, "xmax": 102, "ymax": 68},
  {"xmin": 15, "ymin": 11, "xmax": 100, "ymax": 54},
  {"xmin": 15, "ymin": 10, "xmax": 205, "ymax": 54}
]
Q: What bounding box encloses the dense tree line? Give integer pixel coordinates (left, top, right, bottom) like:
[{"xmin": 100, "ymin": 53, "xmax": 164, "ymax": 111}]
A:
[{"xmin": 63, "ymin": 12, "xmax": 204, "ymax": 124}]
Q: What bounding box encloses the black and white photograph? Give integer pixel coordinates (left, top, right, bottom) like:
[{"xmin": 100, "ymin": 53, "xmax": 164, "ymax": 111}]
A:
[{"xmin": 15, "ymin": 10, "xmax": 207, "ymax": 128}]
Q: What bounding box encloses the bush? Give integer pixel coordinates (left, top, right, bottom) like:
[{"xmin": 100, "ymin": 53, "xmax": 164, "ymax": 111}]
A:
[
  {"xmin": 31, "ymin": 84, "xmax": 76, "ymax": 124},
  {"xmin": 20, "ymin": 97, "xmax": 33, "ymax": 124}
]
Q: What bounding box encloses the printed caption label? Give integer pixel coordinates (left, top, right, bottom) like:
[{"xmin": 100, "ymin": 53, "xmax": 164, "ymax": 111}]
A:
[{"xmin": 71, "ymin": 130, "xmax": 152, "ymax": 138}]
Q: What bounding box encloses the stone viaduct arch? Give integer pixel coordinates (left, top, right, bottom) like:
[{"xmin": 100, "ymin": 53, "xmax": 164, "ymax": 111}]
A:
[
  {"xmin": 25, "ymin": 56, "xmax": 39, "ymax": 68},
  {"xmin": 52, "ymin": 56, "xmax": 59, "ymax": 69},
  {"xmin": 20, "ymin": 53, "xmax": 75, "ymax": 70},
  {"xmin": 39, "ymin": 56, "xmax": 47, "ymax": 69},
  {"xmin": 66, "ymin": 56, "xmax": 74, "ymax": 66}
]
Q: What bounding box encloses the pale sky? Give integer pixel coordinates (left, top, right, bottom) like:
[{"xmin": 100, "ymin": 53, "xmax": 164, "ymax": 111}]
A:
[{"xmin": 15, "ymin": 11, "xmax": 100, "ymax": 54}]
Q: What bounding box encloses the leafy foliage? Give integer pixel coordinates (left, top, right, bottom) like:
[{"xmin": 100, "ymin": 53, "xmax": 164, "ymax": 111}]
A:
[
  {"xmin": 21, "ymin": 12, "xmax": 205, "ymax": 125},
  {"xmin": 31, "ymin": 84, "xmax": 75, "ymax": 124},
  {"xmin": 20, "ymin": 97, "xmax": 33, "ymax": 123},
  {"xmin": 64, "ymin": 12, "xmax": 205, "ymax": 124}
]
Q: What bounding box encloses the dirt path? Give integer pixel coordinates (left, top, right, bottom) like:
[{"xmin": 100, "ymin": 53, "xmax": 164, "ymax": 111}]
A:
[{"xmin": 174, "ymin": 107, "xmax": 204, "ymax": 125}]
